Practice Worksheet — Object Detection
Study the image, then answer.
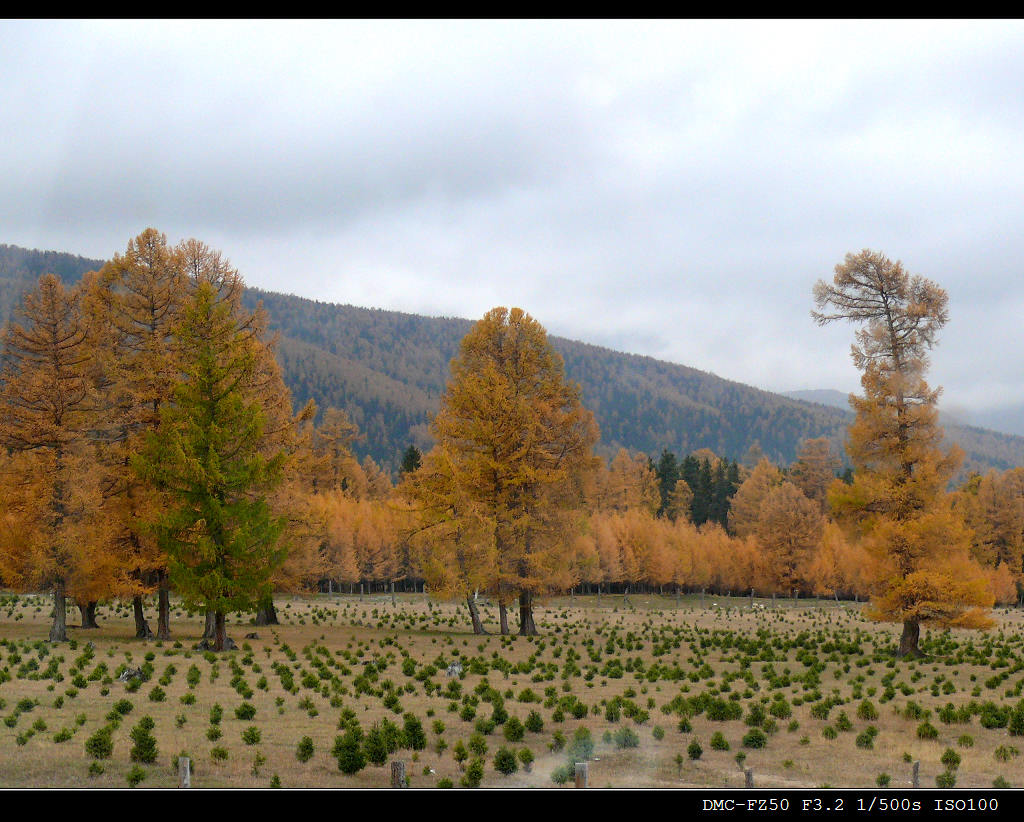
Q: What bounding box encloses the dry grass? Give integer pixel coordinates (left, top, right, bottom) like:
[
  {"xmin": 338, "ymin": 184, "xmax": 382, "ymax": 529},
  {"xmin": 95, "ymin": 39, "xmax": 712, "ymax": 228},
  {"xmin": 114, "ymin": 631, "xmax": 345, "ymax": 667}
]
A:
[{"xmin": 0, "ymin": 590, "xmax": 1022, "ymax": 789}]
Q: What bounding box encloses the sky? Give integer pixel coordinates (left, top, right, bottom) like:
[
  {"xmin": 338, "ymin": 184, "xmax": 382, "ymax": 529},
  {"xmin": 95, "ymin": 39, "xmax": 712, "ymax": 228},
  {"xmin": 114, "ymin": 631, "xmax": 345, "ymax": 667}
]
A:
[{"xmin": 4, "ymin": 19, "xmax": 1024, "ymax": 421}]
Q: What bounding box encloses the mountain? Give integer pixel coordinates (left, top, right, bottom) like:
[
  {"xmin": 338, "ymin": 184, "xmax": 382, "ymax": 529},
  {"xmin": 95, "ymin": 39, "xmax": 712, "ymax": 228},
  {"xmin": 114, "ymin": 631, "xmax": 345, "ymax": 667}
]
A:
[
  {"xmin": 2, "ymin": 242, "xmax": 1023, "ymax": 477},
  {"xmin": 782, "ymin": 389, "xmax": 851, "ymax": 411}
]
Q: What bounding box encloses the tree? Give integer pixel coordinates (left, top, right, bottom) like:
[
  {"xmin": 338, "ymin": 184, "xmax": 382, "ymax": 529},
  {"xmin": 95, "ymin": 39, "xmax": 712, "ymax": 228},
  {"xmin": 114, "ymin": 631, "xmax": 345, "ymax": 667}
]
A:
[
  {"xmin": 399, "ymin": 446, "xmax": 497, "ymax": 633},
  {"xmin": 755, "ymin": 481, "xmax": 823, "ymax": 595},
  {"xmin": 400, "ymin": 445, "xmax": 422, "ymax": 476},
  {"xmin": 426, "ymin": 307, "xmax": 599, "ymax": 634},
  {"xmin": 655, "ymin": 449, "xmax": 680, "ymax": 517},
  {"xmin": 789, "ymin": 438, "xmax": 842, "ymax": 512},
  {"xmin": 87, "ymin": 228, "xmax": 188, "ymax": 639},
  {"xmin": 0, "ymin": 275, "xmax": 115, "ymax": 641},
  {"xmin": 133, "ymin": 280, "xmax": 288, "ymax": 651},
  {"xmin": 813, "ymin": 249, "xmax": 993, "ymax": 656},
  {"xmin": 727, "ymin": 459, "xmax": 782, "ymax": 538}
]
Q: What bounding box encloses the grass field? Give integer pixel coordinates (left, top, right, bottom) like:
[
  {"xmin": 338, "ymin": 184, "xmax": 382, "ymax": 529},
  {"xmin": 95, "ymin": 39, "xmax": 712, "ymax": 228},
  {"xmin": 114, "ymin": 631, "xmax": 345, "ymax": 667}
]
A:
[{"xmin": 1, "ymin": 591, "xmax": 1023, "ymax": 789}]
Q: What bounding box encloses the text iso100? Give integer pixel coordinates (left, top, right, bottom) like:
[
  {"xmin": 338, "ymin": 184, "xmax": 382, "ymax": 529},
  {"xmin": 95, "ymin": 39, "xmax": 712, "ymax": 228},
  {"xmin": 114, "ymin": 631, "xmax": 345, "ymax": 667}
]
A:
[{"xmin": 934, "ymin": 799, "xmax": 999, "ymax": 813}]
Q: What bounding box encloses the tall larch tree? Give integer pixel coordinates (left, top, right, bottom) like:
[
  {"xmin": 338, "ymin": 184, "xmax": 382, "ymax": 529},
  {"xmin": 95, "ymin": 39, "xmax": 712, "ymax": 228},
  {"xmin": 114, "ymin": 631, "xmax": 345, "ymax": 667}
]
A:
[
  {"xmin": 814, "ymin": 249, "xmax": 993, "ymax": 656},
  {"xmin": 399, "ymin": 446, "xmax": 498, "ymax": 633},
  {"xmin": 429, "ymin": 307, "xmax": 599, "ymax": 635},
  {"xmin": 133, "ymin": 278, "xmax": 288, "ymax": 651},
  {"xmin": 789, "ymin": 437, "xmax": 842, "ymax": 512},
  {"xmin": 0, "ymin": 275, "xmax": 114, "ymax": 641},
  {"xmin": 87, "ymin": 228, "xmax": 188, "ymax": 638}
]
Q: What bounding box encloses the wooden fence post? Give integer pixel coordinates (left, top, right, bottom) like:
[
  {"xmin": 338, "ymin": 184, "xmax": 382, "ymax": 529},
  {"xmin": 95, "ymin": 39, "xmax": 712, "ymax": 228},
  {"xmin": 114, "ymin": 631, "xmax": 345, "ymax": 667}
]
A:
[
  {"xmin": 574, "ymin": 762, "xmax": 588, "ymax": 788},
  {"xmin": 744, "ymin": 768, "xmax": 754, "ymax": 788},
  {"xmin": 912, "ymin": 760, "xmax": 920, "ymax": 789},
  {"xmin": 391, "ymin": 760, "xmax": 407, "ymax": 788},
  {"xmin": 178, "ymin": 756, "xmax": 191, "ymax": 788}
]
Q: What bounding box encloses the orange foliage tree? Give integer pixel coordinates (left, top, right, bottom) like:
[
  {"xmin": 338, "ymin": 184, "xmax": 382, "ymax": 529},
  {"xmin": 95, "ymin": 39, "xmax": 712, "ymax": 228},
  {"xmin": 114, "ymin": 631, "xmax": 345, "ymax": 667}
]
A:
[
  {"xmin": 814, "ymin": 249, "xmax": 993, "ymax": 656},
  {"xmin": 425, "ymin": 307, "xmax": 599, "ymax": 634}
]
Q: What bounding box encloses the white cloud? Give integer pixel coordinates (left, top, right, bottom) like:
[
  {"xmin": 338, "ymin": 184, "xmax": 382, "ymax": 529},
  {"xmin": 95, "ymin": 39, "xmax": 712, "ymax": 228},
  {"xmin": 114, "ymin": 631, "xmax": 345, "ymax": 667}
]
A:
[{"xmin": 4, "ymin": 19, "xmax": 1024, "ymax": 414}]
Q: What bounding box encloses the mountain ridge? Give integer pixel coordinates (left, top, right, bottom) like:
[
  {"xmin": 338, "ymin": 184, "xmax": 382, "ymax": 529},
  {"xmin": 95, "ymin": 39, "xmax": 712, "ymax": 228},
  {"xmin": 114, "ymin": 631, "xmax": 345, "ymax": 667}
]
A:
[{"xmin": 1, "ymin": 242, "xmax": 1022, "ymax": 477}]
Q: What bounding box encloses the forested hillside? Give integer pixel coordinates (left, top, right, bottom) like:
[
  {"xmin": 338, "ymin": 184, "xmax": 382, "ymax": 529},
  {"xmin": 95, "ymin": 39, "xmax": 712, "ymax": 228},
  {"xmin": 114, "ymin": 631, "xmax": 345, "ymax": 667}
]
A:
[{"xmin": 2, "ymin": 242, "xmax": 1021, "ymax": 475}]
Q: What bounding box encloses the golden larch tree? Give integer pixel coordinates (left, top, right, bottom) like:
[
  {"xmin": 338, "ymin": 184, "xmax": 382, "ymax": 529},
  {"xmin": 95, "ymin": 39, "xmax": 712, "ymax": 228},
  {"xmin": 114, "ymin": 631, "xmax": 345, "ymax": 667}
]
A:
[
  {"xmin": 814, "ymin": 249, "xmax": 993, "ymax": 656},
  {"xmin": 428, "ymin": 307, "xmax": 599, "ymax": 635},
  {"xmin": 0, "ymin": 275, "xmax": 117, "ymax": 641}
]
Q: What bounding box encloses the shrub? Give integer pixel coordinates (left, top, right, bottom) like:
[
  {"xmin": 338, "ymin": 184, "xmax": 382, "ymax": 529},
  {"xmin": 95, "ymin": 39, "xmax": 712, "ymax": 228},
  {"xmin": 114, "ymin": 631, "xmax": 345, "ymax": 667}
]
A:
[
  {"xmin": 742, "ymin": 729, "xmax": 767, "ymax": 749},
  {"xmin": 936, "ymin": 770, "xmax": 956, "ymax": 788},
  {"xmin": 710, "ymin": 731, "xmax": 730, "ymax": 751},
  {"xmin": 85, "ymin": 725, "xmax": 114, "ymax": 760},
  {"xmin": 210, "ymin": 746, "xmax": 229, "ymax": 762},
  {"xmin": 461, "ymin": 758, "xmax": 484, "ymax": 788},
  {"xmin": 518, "ymin": 748, "xmax": 534, "ymax": 771},
  {"xmin": 468, "ymin": 732, "xmax": 488, "ymax": 757},
  {"xmin": 403, "ymin": 713, "xmax": 427, "ymax": 750},
  {"xmin": 567, "ymin": 728, "xmax": 594, "ymax": 761},
  {"xmin": 52, "ymin": 727, "xmax": 73, "ymax": 743},
  {"xmin": 876, "ymin": 773, "xmax": 890, "ymax": 787},
  {"xmin": 126, "ymin": 765, "xmax": 146, "ymax": 787},
  {"xmin": 613, "ymin": 726, "xmax": 640, "ymax": 749},
  {"xmin": 958, "ymin": 735, "xmax": 974, "ymax": 748},
  {"xmin": 333, "ymin": 730, "xmax": 366, "ymax": 774},
  {"xmin": 112, "ymin": 699, "xmax": 134, "ymax": 716},
  {"xmin": 242, "ymin": 726, "xmax": 261, "ymax": 745},
  {"xmin": 551, "ymin": 763, "xmax": 573, "ymax": 785},
  {"xmin": 504, "ymin": 716, "xmax": 525, "ymax": 742},
  {"xmin": 688, "ymin": 739, "xmax": 703, "ymax": 760},
  {"xmin": 916, "ymin": 722, "xmax": 939, "ymax": 740},
  {"xmin": 993, "ymin": 776, "xmax": 1010, "ymax": 788},
  {"xmin": 994, "ymin": 745, "xmax": 1019, "ymax": 762},
  {"xmin": 235, "ymin": 702, "xmax": 256, "ymax": 720},
  {"xmin": 1009, "ymin": 704, "xmax": 1024, "ymax": 737},
  {"xmin": 129, "ymin": 717, "xmax": 158, "ymax": 764},
  {"xmin": 494, "ymin": 747, "xmax": 518, "ymax": 775},
  {"xmin": 363, "ymin": 725, "xmax": 389, "ymax": 766},
  {"xmin": 857, "ymin": 700, "xmax": 878, "ymax": 721},
  {"xmin": 525, "ymin": 711, "xmax": 544, "ymax": 733}
]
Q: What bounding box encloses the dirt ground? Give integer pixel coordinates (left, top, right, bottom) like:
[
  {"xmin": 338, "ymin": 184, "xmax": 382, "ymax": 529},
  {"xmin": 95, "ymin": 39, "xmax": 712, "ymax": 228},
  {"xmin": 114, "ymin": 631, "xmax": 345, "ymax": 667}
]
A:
[{"xmin": 1, "ymin": 590, "xmax": 1022, "ymax": 789}]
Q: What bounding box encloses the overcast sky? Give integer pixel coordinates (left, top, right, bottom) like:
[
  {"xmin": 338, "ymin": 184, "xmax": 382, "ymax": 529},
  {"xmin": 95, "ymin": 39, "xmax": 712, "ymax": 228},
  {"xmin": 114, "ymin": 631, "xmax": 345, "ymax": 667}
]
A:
[{"xmin": 4, "ymin": 19, "xmax": 1024, "ymax": 418}]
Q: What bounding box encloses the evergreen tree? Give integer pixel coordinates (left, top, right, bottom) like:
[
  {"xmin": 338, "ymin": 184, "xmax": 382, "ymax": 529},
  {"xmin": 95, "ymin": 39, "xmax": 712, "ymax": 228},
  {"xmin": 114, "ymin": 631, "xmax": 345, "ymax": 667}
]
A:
[
  {"xmin": 655, "ymin": 449, "xmax": 680, "ymax": 517},
  {"xmin": 133, "ymin": 281, "xmax": 288, "ymax": 651},
  {"xmin": 399, "ymin": 444, "xmax": 422, "ymax": 476}
]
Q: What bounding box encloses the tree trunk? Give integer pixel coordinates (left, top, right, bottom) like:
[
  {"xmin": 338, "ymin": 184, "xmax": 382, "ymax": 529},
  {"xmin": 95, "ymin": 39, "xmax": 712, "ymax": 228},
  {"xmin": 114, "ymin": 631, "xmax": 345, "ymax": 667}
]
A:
[
  {"xmin": 518, "ymin": 590, "xmax": 538, "ymax": 636},
  {"xmin": 133, "ymin": 595, "xmax": 154, "ymax": 639},
  {"xmin": 78, "ymin": 600, "xmax": 100, "ymax": 629},
  {"xmin": 391, "ymin": 581, "xmax": 396, "ymax": 606},
  {"xmin": 499, "ymin": 602, "xmax": 510, "ymax": 635},
  {"xmin": 897, "ymin": 619, "xmax": 923, "ymax": 658},
  {"xmin": 255, "ymin": 593, "xmax": 279, "ymax": 626},
  {"xmin": 466, "ymin": 597, "xmax": 488, "ymax": 635},
  {"xmin": 49, "ymin": 580, "xmax": 68, "ymax": 642},
  {"xmin": 203, "ymin": 610, "xmax": 216, "ymax": 640},
  {"xmin": 214, "ymin": 610, "xmax": 228, "ymax": 652},
  {"xmin": 156, "ymin": 574, "xmax": 171, "ymax": 640}
]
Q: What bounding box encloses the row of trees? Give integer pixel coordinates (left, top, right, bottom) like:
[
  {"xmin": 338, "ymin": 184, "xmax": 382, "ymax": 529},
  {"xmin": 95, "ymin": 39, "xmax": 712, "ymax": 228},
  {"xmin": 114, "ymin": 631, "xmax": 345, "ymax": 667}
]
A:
[
  {"xmin": 0, "ymin": 237, "xmax": 1013, "ymax": 656},
  {"xmin": 0, "ymin": 231, "xmax": 323, "ymax": 649}
]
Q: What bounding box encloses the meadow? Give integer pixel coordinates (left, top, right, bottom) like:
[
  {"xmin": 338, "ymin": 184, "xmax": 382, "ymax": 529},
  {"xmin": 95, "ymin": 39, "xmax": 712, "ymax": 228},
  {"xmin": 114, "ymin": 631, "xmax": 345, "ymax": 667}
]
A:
[{"xmin": 1, "ymin": 591, "xmax": 1023, "ymax": 789}]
